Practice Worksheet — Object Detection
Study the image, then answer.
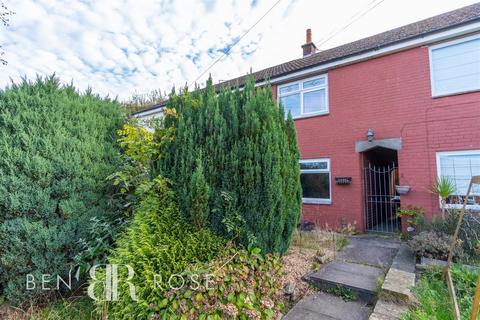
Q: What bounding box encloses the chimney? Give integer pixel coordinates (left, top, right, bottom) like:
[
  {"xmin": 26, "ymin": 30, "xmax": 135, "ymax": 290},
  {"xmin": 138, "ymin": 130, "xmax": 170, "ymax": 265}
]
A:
[{"xmin": 301, "ymin": 28, "xmax": 317, "ymax": 57}]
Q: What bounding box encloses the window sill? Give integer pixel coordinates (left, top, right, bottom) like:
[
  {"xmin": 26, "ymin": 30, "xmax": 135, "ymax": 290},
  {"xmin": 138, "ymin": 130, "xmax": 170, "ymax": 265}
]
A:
[
  {"xmin": 302, "ymin": 198, "xmax": 332, "ymax": 205},
  {"xmin": 445, "ymin": 204, "xmax": 480, "ymax": 211},
  {"xmin": 292, "ymin": 111, "xmax": 329, "ymax": 120},
  {"xmin": 432, "ymin": 88, "xmax": 480, "ymax": 99}
]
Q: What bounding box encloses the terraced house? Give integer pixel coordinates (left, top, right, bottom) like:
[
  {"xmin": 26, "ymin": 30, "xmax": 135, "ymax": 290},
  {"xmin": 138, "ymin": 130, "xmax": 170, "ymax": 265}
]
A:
[{"xmin": 135, "ymin": 3, "xmax": 480, "ymax": 233}]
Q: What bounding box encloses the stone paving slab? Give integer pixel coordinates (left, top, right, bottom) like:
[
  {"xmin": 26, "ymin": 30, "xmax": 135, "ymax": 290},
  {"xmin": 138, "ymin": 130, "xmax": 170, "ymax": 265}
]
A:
[
  {"xmin": 369, "ymin": 299, "xmax": 409, "ymax": 320},
  {"xmin": 336, "ymin": 236, "xmax": 400, "ymax": 268},
  {"xmin": 283, "ymin": 292, "xmax": 372, "ymax": 320},
  {"xmin": 381, "ymin": 268, "xmax": 416, "ymax": 303},
  {"xmin": 390, "ymin": 244, "xmax": 415, "ymax": 273},
  {"xmin": 309, "ymin": 261, "xmax": 384, "ymax": 302}
]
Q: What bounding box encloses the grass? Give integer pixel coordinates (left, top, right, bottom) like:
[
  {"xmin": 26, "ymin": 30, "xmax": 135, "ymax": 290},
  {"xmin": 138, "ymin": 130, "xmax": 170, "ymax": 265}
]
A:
[
  {"xmin": 403, "ymin": 265, "xmax": 479, "ymax": 320},
  {"xmin": 30, "ymin": 297, "xmax": 96, "ymax": 320},
  {"xmin": 291, "ymin": 229, "xmax": 349, "ymax": 252},
  {"xmin": 0, "ymin": 296, "xmax": 96, "ymax": 320}
]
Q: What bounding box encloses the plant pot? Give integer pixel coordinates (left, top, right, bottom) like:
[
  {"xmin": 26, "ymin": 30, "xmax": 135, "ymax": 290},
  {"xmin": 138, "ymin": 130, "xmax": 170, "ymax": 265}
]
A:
[
  {"xmin": 400, "ymin": 216, "xmax": 416, "ymax": 234},
  {"xmin": 395, "ymin": 185, "xmax": 411, "ymax": 195}
]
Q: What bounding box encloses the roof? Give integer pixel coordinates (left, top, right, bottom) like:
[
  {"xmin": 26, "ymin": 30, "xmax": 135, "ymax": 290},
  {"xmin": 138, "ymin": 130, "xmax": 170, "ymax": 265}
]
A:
[{"xmin": 134, "ymin": 2, "xmax": 480, "ymax": 115}]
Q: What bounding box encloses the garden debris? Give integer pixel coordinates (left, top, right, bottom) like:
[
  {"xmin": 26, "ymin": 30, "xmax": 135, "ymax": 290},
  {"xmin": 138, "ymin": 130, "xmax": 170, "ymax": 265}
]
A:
[{"xmin": 281, "ymin": 246, "xmax": 317, "ymax": 302}]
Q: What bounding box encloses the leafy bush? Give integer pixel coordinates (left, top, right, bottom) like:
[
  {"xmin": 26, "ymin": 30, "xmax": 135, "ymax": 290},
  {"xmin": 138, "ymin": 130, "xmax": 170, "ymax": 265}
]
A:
[
  {"xmin": 106, "ymin": 122, "xmax": 162, "ymax": 214},
  {"xmin": 155, "ymin": 247, "xmax": 285, "ymax": 320},
  {"xmin": 95, "ymin": 177, "xmax": 224, "ymax": 320},
  {"xmin": 408, "ymin": 231, "xmax": 463, "ymax": 260},
  {"xmin": 160, "ymin": 77, "xmax": 302, "ymax": 254},
  {"xmin": 404, "ymin": 265, "xmax": 478, "ymax": 320},
  {"xmin": 418, "ymin": 210, "xmax": 480, "ymax": 264},
  {"xmin": 0, "ymin": 76, "xmax": 124, "ymax": 305}
]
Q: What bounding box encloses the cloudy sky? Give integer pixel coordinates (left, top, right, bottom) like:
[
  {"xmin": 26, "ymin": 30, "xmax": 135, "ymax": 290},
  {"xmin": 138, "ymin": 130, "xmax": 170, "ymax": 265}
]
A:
[{"xmin": 0, "ymin": 0, "xmax": 478, "ymax": 100}]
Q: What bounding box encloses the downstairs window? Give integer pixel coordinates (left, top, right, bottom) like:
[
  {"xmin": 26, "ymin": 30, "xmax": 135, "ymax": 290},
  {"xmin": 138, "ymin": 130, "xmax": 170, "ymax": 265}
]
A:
[
  {"xmin": 300, "ymin": 159, "xmax": 331, "ymax": 204},
  {"xmin": 437, "ymin": 150, "xmax": 480, "ymax": 209}
]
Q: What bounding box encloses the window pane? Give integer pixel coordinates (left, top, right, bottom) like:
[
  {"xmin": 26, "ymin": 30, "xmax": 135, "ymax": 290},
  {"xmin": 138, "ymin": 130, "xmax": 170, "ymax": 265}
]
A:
[
  {"xmin": 303, "ymin": 89, "xmax": 326, "ymax": 113},
  {"xmin": 279, "ymin": 83, "xmax": 299, "ymax": 95},
  {"xmin": 439, "ymin": 153, "xmax": 480, "ymax": 205},
  {"xmin": 301, "ymin": 172, "xmax": 330, "ymax": 199},
  {"xmin": 303, "ymin": 77, "xmax": 325, "ymax": 89},
  {"xmin": 280, "ymin": 93, "xmax": 300, "ymax": 117},
  {"xmin": 432, "ymin": 37, "xmax": 480, "ymax": 95},
  {"xmin": 300, "ymin": 161, "xmax": 328, "ymax": 170}
]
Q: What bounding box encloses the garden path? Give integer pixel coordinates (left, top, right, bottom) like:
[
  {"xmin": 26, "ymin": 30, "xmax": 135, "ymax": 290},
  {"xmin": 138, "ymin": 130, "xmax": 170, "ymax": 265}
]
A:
[{"xmin": 283, "ymin": 235, "xmax": 414, "ymax": 320}]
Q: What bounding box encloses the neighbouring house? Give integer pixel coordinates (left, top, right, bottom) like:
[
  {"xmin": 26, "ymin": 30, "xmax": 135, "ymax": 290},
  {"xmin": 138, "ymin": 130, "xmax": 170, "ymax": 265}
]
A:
[{"xmin": 134, "ymin": 3, "xmax": 480, "ymax": 233}]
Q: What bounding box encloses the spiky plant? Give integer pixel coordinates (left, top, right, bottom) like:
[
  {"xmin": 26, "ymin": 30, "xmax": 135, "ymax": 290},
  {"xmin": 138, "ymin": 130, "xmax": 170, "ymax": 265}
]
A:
[{"xmin": 432, "ymin": 176, "xmax": 456, "ymax": 220}]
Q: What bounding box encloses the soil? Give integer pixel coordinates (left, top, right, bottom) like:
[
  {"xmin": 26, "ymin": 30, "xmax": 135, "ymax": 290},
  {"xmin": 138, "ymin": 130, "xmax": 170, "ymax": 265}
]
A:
[{"xmin": 280, "ymin": 245, "xmax": 336, "ymax": 308}]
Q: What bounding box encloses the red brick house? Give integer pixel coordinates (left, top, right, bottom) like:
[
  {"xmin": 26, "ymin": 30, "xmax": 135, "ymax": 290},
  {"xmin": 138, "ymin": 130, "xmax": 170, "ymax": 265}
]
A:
[{"xmin": 135, "ymin": 3, "xmax": 480, "ymax": 233}]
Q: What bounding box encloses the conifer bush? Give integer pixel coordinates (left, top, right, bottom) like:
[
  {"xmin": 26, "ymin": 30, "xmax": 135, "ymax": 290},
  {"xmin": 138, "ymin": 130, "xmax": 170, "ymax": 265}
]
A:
[
  {"xmin": 0, "ymin": 76, "xmax": 124, "ymax": 305},
  {"xmin": 160, "ymin": 77, "xmax": 302, "ymax": 254},
  {"xmin": 93, "ymin": 177, "xmax": 223, "ymax": 319}
]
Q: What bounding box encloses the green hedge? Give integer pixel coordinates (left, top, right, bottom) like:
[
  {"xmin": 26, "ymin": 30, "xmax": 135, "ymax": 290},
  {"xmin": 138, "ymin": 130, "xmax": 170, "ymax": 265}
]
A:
[
  {"xmin": 95, "ymin": 177, "xmax": 223, "ymax": 319},
  {"xmin": 160, "ymin": 77, "xmax": 302, "ymax": 254},
  {"xmin": 0, "ymin": 76, "xmax": 124, "ymax": 305}
]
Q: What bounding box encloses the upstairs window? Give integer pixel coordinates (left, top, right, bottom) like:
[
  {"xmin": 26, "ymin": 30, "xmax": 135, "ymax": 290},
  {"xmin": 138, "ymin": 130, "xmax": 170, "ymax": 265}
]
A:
[
  {"xmin": 437, "ymin": 150, "xmax": 480, "ymax": 209},
  {"xmin": 278, "ymin": 75, "xmax": 328, "ymax": 118},
  {"xmin": 300, "ymin": 159, "xmax": 331, "ymax": 204},
  {"xmin": 430, "ymin": 35, "xmax": 480, "ymax": 97}
]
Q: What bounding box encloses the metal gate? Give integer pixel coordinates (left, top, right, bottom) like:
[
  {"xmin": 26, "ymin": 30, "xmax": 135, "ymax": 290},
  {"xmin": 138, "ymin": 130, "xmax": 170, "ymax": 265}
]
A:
[{"xmin": 363, "ymin": 162, "xmax": 400, "ymax": 233}]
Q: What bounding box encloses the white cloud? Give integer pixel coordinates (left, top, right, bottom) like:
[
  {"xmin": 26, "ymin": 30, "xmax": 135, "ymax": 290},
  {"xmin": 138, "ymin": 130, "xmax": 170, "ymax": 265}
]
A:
[{"xmin": 0, "ymin": 0, "xmax": 478, "ymax": 100}]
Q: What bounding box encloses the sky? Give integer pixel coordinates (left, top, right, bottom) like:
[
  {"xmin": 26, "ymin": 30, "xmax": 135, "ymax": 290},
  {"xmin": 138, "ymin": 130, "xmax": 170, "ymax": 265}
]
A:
[{"xmin": 0, "ymin": 0, "xmax": 478, "ymax": 101}]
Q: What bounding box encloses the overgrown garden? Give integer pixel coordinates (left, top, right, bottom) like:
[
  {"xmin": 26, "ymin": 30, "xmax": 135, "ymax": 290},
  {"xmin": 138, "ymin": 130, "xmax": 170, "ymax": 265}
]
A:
[{"xmin": 0, "ymin": 75, "xmax": 302, "ymax": 319}]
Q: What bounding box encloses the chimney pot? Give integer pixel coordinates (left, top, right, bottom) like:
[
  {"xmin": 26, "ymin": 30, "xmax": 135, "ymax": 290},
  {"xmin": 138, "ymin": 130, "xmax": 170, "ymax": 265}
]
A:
[{"xmin": 301, "ymin": 28, "xmax": 317, "ymax": 57}]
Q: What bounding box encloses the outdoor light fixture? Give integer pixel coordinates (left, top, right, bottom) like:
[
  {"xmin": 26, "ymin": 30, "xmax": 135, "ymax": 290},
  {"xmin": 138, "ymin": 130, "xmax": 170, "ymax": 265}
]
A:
[{"xmin": 367, "ymin": 128, "xmax": 375, "ymax": 142}]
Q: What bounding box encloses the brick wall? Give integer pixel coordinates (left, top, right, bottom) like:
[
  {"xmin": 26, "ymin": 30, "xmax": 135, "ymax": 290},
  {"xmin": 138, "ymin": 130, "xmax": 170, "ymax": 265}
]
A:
[{"xmin": 278, "ymin": 46, "xmax": 480, "ymax": 231}]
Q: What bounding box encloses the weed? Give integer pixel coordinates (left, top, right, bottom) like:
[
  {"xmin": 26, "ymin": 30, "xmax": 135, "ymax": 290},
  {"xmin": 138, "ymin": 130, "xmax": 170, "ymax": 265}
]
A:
[{"xmin": 326, "ymin": 286, "xmax": 357, "ymax": 302}]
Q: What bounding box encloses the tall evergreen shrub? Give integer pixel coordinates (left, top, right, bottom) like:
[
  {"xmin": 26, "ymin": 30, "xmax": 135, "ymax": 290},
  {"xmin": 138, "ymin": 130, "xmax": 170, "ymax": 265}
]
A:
[
  {"xmin": 160, "ymin": 77, "xmax": 301, "ymax": 254},
  {"xmin": 0, "ymin": 76, "xmax": 124, "ymax": 304}
]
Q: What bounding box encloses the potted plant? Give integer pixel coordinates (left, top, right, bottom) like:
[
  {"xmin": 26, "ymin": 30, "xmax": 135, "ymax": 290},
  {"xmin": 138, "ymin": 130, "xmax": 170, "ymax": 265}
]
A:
[
  {"xmin": 396, "ymin": 205, "xmax": 424, "ymax": 234},
  {"xmin": 431, "ymin": 176, "xmax": 456, "ymax": 220}
]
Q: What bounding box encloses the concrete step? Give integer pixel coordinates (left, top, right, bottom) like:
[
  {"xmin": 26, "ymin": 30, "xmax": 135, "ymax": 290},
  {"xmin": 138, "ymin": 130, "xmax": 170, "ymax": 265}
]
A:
[
  {"xmin": 308, "ymin": 261, "xmax": 385, "ymax": 303},
  {"xmin": 283, "ymin": 292, "xmax": 372, "ymax": 320}
]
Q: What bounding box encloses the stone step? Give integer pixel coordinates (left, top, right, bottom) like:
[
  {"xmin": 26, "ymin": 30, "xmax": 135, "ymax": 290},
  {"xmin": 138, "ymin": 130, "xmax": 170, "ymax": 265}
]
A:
[
  {"xmin": 307, "ymin": 261, "xmax": 385, "ymax": 303},
  {"xmin": 283, "ymin": 292, "xmax": 372, "ymax": 320},
  {"xmin": 380, "ymin": 268, "xmax": 416, "ymax": 303},
  {"xmin": 379, "ymin": 244, "xmax": 416, "ymax": 304},
  {"xmin": 369, "ymin": 299, "xmax": 409, "ymax": 320}
]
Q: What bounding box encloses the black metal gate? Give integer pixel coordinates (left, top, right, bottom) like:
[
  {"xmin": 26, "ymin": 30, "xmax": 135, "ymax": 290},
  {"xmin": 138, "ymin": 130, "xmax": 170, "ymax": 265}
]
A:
[{"xmin": 364, "ymin": 162, "xmax": 400, "ymax": 233}]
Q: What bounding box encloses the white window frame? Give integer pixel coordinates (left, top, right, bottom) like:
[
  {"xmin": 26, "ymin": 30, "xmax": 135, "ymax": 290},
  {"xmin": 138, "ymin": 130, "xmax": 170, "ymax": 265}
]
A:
[
  {"xmin": 429, "ymin": 33, "xmax": 480, "ymax": 98},
  {"xmin": 277, "ymin": 74, "xmax": 329, "ymax": 119},
  {"xmin": 436, "ymin": 149, "xmax": 480, "ymax": 210},
  {"xmin": 300, "ymin": 158, "xmax": 332, "ymax": 204}
]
